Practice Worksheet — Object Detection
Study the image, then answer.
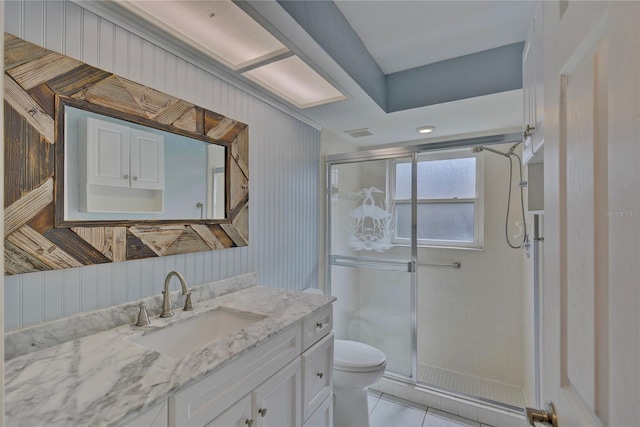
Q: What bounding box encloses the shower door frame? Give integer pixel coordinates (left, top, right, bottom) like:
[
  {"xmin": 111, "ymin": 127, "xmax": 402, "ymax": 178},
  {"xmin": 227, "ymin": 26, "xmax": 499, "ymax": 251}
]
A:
[
  {"xmin": 326, "ymin": 146, "xmax": 419, "ymax": 382},
  {"xmin": 325, "ymin": 133, "xmax": 525, "ymax": 398}
]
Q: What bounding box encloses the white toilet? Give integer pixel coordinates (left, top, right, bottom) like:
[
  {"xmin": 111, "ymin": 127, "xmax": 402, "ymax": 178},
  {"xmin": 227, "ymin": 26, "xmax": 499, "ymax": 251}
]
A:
[{"xmin": 333, "ymin": 339, "xmax": 387, "ymax": 427}]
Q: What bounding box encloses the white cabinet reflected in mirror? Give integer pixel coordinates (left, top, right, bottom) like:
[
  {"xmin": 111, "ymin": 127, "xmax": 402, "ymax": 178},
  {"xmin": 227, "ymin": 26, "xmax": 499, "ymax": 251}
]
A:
[{"xmin": 64, "ymin": 106, "xmax": 226, "ymax": 221}]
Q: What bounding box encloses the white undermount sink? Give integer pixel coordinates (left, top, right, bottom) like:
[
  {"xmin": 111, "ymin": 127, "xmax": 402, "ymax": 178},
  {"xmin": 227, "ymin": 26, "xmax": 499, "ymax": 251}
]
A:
[{"xmin": 131, "ymin": 307, "xmax": 266, "ymax": 359}]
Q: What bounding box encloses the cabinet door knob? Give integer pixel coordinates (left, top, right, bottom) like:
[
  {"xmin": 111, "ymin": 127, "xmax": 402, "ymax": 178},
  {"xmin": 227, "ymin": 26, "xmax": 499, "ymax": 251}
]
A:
[
  {"xmin": 245, "ymin": 418, "xmax": 255, "ymax": 426},
  {"xmin": 316, "ymin": 322, "xmax": 323, "ymax": 329},
  {"xmin": 258, "ymin": 408, "xmax": 268, "ymax": 417},
  {"xmin": 133, "ymin": 176, "xmax": 138, "ymax": 181},
  {"xmin": 123, "ymin": 174, "xmax": 129, "ymax": 179},
  {"xmin": 316, "ymin": 372, "xmax": 324, "ymax": 379}
]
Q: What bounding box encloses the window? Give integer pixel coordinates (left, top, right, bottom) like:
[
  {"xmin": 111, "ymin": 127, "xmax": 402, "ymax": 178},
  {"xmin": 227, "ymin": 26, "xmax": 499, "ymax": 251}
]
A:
[{"xmin": 391, "ymin": 151, "xmax": 483, "ymax": 248}]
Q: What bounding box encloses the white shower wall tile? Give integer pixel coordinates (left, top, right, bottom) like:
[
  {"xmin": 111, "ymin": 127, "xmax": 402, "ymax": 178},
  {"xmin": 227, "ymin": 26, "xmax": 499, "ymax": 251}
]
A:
[
  {"xmin": 413, "ymin": 145, "xmax": 526, "ymax": 394},
  {"xmin": 477, "ymin": 408, "xmax": 499, "ymax": 426},
  {"xmin": 496, "ymin": 413, "xmax": 523, "ymax": 427},
  {"xmin": 458, "ymin": 402, "xmax": 479, "ymax": 422},
  {"xmin": 440, "ymin": 397, "xmax": 460, "ymax": 416}
]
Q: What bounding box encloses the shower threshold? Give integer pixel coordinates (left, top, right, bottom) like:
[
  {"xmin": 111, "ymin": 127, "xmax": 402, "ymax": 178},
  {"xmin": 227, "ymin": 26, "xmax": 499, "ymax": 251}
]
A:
[{"xmin": 418, "ymin": 364, "xmax": 526, "ymax": 409}]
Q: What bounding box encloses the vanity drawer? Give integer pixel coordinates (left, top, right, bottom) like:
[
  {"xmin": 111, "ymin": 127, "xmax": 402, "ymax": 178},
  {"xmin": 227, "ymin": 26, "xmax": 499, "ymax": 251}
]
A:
[
  {"xmin": 302, "ymin": 333, "xmax": 333, "ymax": 422},
  {"xmin": 303, "ymin": 306, "xmax": 332, "ymax": 349}
]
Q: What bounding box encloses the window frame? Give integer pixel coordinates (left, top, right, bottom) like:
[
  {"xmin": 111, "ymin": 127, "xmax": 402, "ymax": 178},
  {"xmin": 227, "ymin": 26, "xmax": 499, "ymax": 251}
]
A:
[{"xmin": 390, "ymin": 149, "xmax": 484, "ymax": 249}]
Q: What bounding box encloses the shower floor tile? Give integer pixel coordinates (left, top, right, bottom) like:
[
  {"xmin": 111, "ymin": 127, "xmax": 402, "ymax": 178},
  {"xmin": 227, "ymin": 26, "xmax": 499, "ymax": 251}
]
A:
[{"xmin": 418, "ymin": 364, "xmax": 526, "ymax": 408}]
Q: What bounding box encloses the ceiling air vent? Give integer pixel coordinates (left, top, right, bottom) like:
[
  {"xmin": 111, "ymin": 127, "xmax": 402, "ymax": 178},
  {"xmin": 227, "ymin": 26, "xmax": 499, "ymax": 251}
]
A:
[{"xmin": 345, "ymin": 128, "xmax": 374, "ymax": 138}]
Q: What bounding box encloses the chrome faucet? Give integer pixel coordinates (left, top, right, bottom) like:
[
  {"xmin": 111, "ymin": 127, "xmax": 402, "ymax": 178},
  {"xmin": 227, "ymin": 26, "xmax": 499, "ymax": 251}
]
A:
[{"xmin": 160, "ymin": 271, "xmax": 194, "ymax": 318}]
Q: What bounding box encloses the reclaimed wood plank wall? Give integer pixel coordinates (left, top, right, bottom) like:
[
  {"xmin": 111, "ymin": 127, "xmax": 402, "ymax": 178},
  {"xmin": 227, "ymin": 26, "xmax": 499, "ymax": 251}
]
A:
[{"xmin": 4, "ymin": 0, "xmax": 320, "ymax": 330}]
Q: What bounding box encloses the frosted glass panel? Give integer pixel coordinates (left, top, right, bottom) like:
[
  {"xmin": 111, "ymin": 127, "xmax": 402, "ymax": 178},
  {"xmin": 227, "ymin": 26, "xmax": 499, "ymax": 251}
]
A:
[
  {"xmin": 395, "ymin": 157, "xmax": 476, "ymax": 200},
  {"xmin": 328, "ymin": 157, "xmax": 413, "ymax": 379},
  {"xmin": 395, "ymin": 162, "xmax": 411, "ymax": 199},
  {"xmin": 331, "ymin": 265, "xmax": 413, "ymax": 377},
  {"xmin": 396, "ymin": 203, "xmax": 475, "ymax": 242}
]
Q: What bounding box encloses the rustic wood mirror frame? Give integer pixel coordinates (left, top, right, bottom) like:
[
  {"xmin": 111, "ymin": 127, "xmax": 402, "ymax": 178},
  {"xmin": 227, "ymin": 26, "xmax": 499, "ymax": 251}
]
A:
[{"xmin": 4, "ymin": 34, "xmax": 249, "ymax": 275}]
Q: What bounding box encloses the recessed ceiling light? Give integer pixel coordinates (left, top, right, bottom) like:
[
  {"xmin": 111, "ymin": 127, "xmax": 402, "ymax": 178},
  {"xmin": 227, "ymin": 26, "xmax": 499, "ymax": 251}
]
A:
[{"xmin": 417, "ymin": 126, "xmax": 436, "ymax": 134}]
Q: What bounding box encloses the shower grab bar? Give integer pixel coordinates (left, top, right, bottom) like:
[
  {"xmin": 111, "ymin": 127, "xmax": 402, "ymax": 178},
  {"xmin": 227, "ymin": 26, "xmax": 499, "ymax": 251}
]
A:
[
  {"xmin": 417, "ymin": 261, "xmax": 461, "ymax": 269},
  {"xmin": 329, "ymin": 254, "xmax": 413, "ymax": 272}
]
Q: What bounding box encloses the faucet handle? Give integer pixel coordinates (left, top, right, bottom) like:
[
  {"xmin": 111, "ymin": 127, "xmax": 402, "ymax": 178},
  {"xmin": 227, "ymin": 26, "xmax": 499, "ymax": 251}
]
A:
[
  {"xmin": 183, "ymin": 290, "xmax": 195, "ymax": 311},
  {"xmin": 135, "ymin": 302, "xmax": 151, "ymax": 326}
]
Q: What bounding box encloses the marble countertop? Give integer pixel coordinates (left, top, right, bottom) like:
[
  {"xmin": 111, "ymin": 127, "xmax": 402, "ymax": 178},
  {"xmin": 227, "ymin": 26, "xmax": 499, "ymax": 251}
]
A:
[{"xmin": 4, "ymin": 283, "xmax": 334, "ymax": 426}]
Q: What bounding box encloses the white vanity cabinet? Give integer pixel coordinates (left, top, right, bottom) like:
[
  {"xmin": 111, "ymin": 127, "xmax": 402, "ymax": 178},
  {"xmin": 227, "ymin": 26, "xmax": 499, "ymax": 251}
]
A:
[
  {"xmin": 81, "ymin": 116, "xmax": 164, "ymax": 213},
  {"xmin": 124, "ymin": 305, "xmax": 335, "ymax": 427}
]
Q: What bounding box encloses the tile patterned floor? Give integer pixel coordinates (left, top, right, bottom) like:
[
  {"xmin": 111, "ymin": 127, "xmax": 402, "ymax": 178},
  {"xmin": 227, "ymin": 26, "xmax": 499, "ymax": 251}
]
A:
[
  {"xmin": 368, "ymin": 391, "xmax": 489, "ymax": 427},
  {"xmin": 418, "ymin": 364, "xmax": 526, "ymax": 408}
]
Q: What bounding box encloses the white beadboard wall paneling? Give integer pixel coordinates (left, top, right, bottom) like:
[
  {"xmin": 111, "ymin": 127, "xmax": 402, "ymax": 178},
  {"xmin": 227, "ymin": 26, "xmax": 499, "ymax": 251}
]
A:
[
  {"xmin": 4, "ymin": 0, "xmax": 319, "ymax": 330},
  {"xmin": 82, "ymin": 9, "xmax": 99, "ymax": 65},
  {"xmin": 97, "ymin": 264, "xmax": 113, "ymax": 309},
  {"xmin": 80, "ymin": 264, "xmax": 99, "ymax": 313},
  {"xmin": 45, "ymin": 1, "xmax": 66, "ymax": 53},
  {"xmin": 21, "ymin": 272, "xmax": 43, "ymax": 328},
  {"xmin": 98, "ymin": 16, "xmax": 114, "ymax": 72},
  {"xmin": 64, "ymin": 0, "xmax": 82, "ymax": 58},
  {"xmin": 23, "ymin": 0, "xmax": 45, "ymax": 45},
  {"xmin": 62, "ymin": 268, "xmax": 81, "ymax": 317},
  {"xmin": 44, "ymin": 270, "xmax": 64, "ymax": 322}
]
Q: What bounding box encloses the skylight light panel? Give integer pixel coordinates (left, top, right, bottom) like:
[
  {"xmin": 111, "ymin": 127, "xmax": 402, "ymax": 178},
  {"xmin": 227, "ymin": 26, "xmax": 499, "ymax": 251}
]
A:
[
  {"xmin": 242, "ymin": 56, "xmax": 346, "ymax": 109},
  {"xmin": 120, "ymin": 0, "xmax": 289, "ymax": 70}
]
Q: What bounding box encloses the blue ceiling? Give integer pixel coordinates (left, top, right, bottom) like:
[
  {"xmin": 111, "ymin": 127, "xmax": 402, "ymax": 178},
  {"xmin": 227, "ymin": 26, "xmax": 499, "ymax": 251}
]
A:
[{"xmin": 277, "ymin": 0, "xmax": 523, "ymax": 113}]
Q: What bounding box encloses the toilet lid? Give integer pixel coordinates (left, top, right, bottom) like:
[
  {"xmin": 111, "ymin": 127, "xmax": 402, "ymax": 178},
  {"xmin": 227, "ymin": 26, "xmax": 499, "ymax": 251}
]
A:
[{"xmin": 334, "ymin": 340, "xmax": 387, "ymax": 372}]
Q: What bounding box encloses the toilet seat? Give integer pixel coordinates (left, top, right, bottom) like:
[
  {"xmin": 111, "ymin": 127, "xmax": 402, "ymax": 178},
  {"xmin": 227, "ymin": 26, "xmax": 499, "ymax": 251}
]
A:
[{"xmin": 334, "ymin": 339, "xmax": 387, "ymax": 373}]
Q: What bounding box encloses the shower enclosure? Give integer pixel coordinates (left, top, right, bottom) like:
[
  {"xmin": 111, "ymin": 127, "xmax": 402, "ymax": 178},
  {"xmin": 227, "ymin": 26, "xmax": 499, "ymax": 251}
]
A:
[{"xmin": 326, "ymin": 134, "xmax": 537, "ymax": 410}]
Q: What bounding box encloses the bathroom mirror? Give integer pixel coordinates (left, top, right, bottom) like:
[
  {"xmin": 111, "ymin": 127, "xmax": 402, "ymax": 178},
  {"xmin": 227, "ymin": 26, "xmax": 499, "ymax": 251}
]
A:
[
  {"xmin": 4, "ymin": 33, "xmax": 249, "ymax": 275},
  {"xmin": 63, "ymin": 104, "xmax": 227, "ymax": 221}
]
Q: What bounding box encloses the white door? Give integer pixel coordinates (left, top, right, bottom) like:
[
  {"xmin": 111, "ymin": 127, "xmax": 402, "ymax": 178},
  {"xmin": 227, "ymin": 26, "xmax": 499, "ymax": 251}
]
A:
[
  {"xmin": 542, "ymin": 1, "xmax": 639, "ymax": 426},
  {"xmin": 130, "ymin": 128, "xmax": 164, "ymax": 190},
  {"xmin": 253, "ymin": 358, "xmax": 301, "ymax": 427}
]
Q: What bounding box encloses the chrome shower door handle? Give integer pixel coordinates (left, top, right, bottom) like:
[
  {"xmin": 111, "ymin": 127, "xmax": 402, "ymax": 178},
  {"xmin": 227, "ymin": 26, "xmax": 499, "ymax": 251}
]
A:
[{"xmin": 524, "ymin": 401, "xmax": 558, "ymax": 427}]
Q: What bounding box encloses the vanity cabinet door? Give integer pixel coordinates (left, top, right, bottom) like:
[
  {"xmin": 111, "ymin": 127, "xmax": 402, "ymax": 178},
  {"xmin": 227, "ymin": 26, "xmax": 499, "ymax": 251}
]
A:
[
  {"xmin": 207, "ymin": 394, "xmax": 253, "ymax": 427},
  {"xmin": 84, "ymin": 117, "xmax": 131, "ymax": 188},
  {"xmin": 303, "ymin": 394, "xmax": 333, "ymax": 427},
  {"xmin": 252, "ymin": 358, "xmax": 301, "ymax": 427},
  {"xmin": 130, "ymin": 128, "xmax": 164, "ymax": 190}
]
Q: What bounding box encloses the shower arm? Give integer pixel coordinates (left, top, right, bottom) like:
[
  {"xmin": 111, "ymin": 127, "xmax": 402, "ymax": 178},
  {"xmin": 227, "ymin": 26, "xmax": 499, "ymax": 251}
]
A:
[{"xmin": 470, "ymin": 141, "xmax": 522, "ymax": 157}]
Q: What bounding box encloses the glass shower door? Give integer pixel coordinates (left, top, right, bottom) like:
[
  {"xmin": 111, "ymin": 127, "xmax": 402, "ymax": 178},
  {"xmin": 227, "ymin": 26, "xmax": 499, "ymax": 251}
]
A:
[{"xmin": 327, "ymin": 155, "xmax": 415, "ymax": 379}]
